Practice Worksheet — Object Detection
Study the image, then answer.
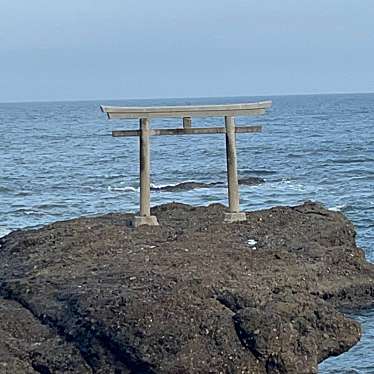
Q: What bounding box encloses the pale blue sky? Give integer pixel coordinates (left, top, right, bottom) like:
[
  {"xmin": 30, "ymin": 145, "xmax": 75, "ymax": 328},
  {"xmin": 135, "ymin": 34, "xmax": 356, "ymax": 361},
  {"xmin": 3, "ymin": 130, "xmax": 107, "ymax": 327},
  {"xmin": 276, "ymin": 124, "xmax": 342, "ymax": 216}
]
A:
[{"xmin": 1, "ymin": 0, "xmax": 373, "ymax": 102}]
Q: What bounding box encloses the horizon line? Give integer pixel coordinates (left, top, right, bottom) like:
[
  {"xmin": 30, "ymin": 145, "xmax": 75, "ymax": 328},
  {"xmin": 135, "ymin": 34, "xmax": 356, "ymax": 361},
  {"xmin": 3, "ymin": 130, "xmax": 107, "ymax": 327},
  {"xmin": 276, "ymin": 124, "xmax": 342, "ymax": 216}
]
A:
[{"xmin": 1, "ymin": 90, "xmax": 373, "ymax": 105}]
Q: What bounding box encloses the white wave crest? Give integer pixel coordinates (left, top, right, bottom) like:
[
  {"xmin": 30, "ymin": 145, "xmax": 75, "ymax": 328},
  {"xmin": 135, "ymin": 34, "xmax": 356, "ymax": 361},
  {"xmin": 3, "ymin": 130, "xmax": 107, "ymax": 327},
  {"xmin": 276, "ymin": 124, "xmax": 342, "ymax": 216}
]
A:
[
  {"xmin": 108, "ymin": 186, "xmax": 138, "ymax": 193},
  {"xmin": 109, "ymin": 180, "xmax": 213, "ymax": 193},
  {"xmin": 329, "ymin": 204, "xmax": 347, "ymax": 212},
  {"xmin": 0, "ymin": 227, "xmax": 11, "ymax": 238},
  {"xmin": 150, "ymin": 181, "xmax": 195, "ymax": 189}
]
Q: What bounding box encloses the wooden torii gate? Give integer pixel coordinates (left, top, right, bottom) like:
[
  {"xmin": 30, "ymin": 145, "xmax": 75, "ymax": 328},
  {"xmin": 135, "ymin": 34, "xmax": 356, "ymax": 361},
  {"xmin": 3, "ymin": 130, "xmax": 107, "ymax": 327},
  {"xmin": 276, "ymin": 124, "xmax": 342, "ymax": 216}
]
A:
[{"xmin": 101, "ymin": 101, "xmax": 272, "ymax": 227}]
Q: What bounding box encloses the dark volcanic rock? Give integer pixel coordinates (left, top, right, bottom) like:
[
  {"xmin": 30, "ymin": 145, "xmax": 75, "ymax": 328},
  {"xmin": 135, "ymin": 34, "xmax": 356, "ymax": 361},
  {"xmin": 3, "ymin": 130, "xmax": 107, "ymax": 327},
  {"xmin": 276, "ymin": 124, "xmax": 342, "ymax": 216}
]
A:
[
  {"xmin": 151, "ymin": 177, "xmax": 264, "ymax": 192},
  {"xmin": 0, "ymin": 202, "xmax": 373, "ymax": 373},
  {"xmin": 234, "ymin": 299, "xmax": 360, "ymax": 373},
  {"xmin": 0, "ymin": 299, "xmax": 90, "ymax": 373},
  {"xmin": 238, "ymin": 177, "xmax": 265, "ymax": 186},
  {"xmin": 151, "ymin": 181, "xmax": 219, "ymax": 192}
]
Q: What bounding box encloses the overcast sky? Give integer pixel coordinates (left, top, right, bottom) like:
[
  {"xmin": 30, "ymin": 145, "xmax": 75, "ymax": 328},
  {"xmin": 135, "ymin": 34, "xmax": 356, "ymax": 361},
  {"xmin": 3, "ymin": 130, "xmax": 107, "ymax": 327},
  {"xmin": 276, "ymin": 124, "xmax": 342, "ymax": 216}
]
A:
[{"xmin": 1, "ymin": 0, "xmax": 373, "ymax": 102}]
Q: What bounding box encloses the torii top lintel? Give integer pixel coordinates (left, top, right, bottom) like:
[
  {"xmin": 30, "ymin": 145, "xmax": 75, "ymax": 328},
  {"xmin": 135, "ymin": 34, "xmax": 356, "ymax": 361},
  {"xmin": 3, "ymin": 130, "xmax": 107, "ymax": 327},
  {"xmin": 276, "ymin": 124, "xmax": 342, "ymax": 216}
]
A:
[{"xmin": 100, "ymin": 100, "xmax": 272, "ymax": 119}]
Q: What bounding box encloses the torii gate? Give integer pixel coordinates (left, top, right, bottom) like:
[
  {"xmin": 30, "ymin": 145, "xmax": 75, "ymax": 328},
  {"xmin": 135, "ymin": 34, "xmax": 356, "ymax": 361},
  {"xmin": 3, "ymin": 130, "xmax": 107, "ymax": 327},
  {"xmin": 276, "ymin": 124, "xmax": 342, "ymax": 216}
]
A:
[{"xmin": 101, "ymin": 101, "xmax": 272, "ymax": 227}]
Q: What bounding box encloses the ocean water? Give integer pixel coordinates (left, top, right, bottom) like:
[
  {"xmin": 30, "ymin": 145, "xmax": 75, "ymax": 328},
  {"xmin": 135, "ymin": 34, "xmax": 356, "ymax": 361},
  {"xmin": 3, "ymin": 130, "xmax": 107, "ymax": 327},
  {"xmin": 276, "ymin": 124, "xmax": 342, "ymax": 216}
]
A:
[{"xmin": 0, "ymin": 94, "xmax": 373, "ymax": 372}]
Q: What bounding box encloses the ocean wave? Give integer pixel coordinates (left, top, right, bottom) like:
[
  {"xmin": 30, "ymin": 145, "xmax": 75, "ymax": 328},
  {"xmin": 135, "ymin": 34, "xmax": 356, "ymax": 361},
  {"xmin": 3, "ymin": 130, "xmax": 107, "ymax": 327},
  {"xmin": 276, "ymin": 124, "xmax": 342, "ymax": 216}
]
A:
[
  {"xmin": 328, "ymin": 204, "xmax": 348, "ymax": 212},
  {"xmin": 0, "ymin": 186, "xmax": 12, "ymax": 193},
  {"xmin": 150, "ymin": 181, "xmax": 195, "ymax": 189},
  {"xmin": 348, "ymin": 175, "xmax": 374, "ymax": 182},
  {"xmin": 240, "ymin": 169, "xmax": 276, "ymax": 176},
  {"xmin": 326, "ymin": 158, "xmax": 374, "ymax": 165},
  {"xmin": 14, "ymin": 208, "xmax": 48, "ymax": 216},
  {"xmin": 108, "ymin": 186, "xmax": 138, "ymax": 192},
  {"xmin": 81, "ymin": 185, "xmax": 98, "ymax": 191},
  {"xmin": 108, "ymin": 181, "xmax": 202, "ymax": 193},
  {"xmin": 262, "ymin": 179, "xmax": 307, "ymax": 192},
  {"xmin": 34, "ymin": 203, "xmax": 68, "ymax": 209},
  {"xmin": 0, "ymin": 227, "xmax": 11, "ymax": 238},
  {"xmin": 15, "ymin": 190, "xmax": 33, "ymax": 196}
]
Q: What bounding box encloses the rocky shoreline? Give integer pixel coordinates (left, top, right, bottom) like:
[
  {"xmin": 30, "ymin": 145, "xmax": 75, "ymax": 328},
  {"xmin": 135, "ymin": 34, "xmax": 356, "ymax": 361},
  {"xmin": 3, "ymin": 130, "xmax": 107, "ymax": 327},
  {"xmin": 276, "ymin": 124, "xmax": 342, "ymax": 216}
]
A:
[{"xmin": 0, "ymin": 202, "xmax": 373, "ymax": 373}]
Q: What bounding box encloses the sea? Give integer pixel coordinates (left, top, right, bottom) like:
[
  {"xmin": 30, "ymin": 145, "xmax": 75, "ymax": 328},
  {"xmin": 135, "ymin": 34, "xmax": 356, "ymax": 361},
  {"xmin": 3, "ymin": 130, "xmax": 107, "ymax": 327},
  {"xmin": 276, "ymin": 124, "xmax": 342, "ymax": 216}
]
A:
[{"xmin": 0, "ymin": 93, "xmax": 373, "ymax": 372}]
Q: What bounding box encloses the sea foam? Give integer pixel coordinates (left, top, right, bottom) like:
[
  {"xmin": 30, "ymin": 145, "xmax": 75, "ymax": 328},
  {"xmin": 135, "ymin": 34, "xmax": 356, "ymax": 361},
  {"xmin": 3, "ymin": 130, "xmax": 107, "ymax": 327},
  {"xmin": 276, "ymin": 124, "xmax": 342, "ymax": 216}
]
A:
[{"xmin": 0, "ymin": 227, "xmax": 11, "ymax": 238}]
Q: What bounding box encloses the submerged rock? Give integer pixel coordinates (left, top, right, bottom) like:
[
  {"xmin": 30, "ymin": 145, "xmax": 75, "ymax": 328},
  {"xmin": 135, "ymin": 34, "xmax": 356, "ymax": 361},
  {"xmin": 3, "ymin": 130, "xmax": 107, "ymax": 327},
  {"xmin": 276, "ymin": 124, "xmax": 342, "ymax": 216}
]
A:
[
  {"xmin": 238, "ymin": 176, "xmax": 265, "ymax": 186},
  {"xmin": 151, "ymin": 181, "xmax": 219, "ymax": 192},
  {"xmin": 151, "ymin": 177, "xmax": 265, "ymax": 192},
  {"xmin": 0, "ymin": 202, "xmax": 373, "ymax": 373}
]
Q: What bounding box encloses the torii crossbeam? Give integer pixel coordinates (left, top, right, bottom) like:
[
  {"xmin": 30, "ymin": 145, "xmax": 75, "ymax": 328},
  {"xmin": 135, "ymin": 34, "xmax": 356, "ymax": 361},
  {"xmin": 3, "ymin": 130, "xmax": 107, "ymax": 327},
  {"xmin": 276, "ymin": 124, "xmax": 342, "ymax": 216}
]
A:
[{"xmin": 101, "ymin": 101, "xmax": 272, "ymax": 227}]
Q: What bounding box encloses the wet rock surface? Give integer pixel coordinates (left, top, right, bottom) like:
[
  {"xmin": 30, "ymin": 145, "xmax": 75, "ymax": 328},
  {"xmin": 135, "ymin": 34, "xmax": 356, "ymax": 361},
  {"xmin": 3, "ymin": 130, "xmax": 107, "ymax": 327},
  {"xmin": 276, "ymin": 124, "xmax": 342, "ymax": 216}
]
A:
[
  {"xmin": 150, "ymin": 177, "xmax": 265, "ymax": 192},
  {"xmin": 0, "ymin": 202, "xmax": 373, "ymax": 373},
  {"xmin": 150, "ymin": 181, "xmax": 219, "ymax": 192},
  {"xmin": 238, "ymin": 177, "xmax": 265, "ymax": 186}
]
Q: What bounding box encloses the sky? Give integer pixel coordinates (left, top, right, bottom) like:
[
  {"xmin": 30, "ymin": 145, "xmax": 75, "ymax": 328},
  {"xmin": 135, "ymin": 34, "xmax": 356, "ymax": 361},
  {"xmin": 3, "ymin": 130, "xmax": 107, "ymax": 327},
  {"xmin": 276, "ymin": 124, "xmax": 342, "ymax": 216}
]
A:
[{"xmin": 0, "ymin": 0, "xmax": 373, "ymax": 102}]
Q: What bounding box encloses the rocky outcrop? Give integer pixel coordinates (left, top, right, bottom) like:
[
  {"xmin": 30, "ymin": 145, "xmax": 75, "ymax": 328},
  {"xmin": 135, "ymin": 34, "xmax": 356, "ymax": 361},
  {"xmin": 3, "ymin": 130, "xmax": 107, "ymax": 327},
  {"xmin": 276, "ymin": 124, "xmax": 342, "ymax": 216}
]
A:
[
  {"xmin": 238, "ymin": 177, "xmax": 265, "ymax": 186},
  {"xmin": 151, "ymin": 181, "xmax": 219, "ymax": 192},
  {"xmin": 0, "ymin": 202, "xmax": 373, "ymax": 373},
  {"xmin": 150, "ymin": 177, "xmax": 265, "ymax": 192}
]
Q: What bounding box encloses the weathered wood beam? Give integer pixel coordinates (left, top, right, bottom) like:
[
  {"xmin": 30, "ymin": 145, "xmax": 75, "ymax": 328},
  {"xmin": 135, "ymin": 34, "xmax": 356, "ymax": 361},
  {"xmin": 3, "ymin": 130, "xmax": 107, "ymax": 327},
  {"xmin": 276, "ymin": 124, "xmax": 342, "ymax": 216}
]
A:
[
  {"xmin": 112, "ymin": 125, "xmax": 262, "ymax": 137},
  {"xmin": 101, "ymin": 101, "xmax": 272, "ymax": 119},
  {"xmin": 183, "ymin": 117, "xmax": 192, "ymax": 128},
  {"xmin": 224, "ymin": 116, "xmax": 246, "ymax": 223},
  {"xmin": 225, "ymin": 116, "xmax": 240, "ymax": 213},
  {"xmin": 139, "ymin": 118, "xmax": 151, "ymax": 217},
  {"xmin": 135, "ymin": 118, "xmax": 159, "ymax": 227},
  {"xmin": 106, "ymin": 108, "xmax": 266, "ymax": 119}
]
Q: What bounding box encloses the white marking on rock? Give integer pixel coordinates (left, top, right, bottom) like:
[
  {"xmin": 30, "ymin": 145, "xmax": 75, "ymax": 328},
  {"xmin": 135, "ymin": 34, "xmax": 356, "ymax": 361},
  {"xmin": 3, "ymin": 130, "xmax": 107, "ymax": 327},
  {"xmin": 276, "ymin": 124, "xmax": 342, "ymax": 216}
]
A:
[{"xmin": 247, "ymin": 239, "xmax": 257, "ymax": 247}]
